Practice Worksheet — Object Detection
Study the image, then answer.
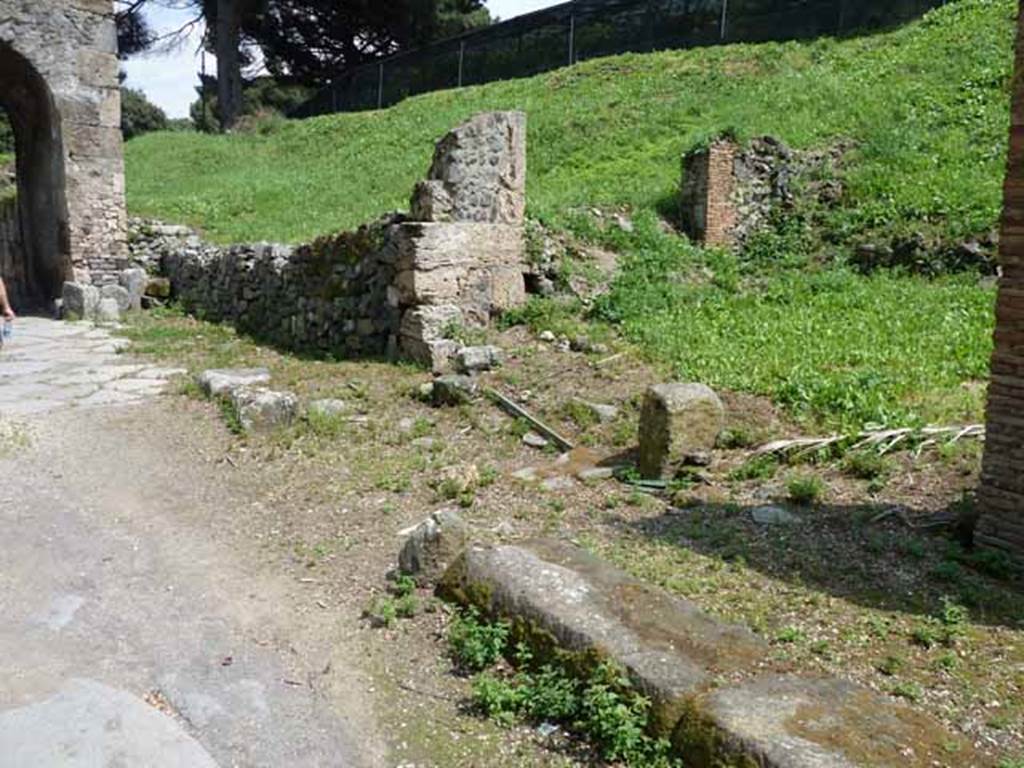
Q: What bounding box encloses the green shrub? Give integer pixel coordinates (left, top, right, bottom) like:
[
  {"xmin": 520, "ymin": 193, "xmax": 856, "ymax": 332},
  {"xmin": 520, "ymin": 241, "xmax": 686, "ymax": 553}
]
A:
[
  {"xmin": 786, "ymin": 473, "xmax": 826, "ymax": 505},
  {"xmin": 842, "ymin": 450, "xmax": 892, "ymax": 480},
  {"xmin": 447, "ymin": 609, "xmax": 510, "ymax": 671}
]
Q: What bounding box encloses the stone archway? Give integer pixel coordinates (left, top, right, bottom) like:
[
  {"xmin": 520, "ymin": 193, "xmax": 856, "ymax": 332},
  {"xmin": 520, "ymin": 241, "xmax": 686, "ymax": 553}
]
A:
[{"xmin": 0, "ymin": 0, "xmax": 126, "ymax": 309}]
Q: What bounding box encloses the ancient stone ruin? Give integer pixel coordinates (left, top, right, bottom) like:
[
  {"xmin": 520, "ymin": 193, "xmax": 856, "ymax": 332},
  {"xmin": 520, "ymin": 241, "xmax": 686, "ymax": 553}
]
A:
[
  {"xmin": 0, "ymin": 0, "xmax": 127, "ymax": 308},
  {"xmin": 978, "ymin": 10, "xmax": 1024, "ymax": 559},
  {"xmin": 152, "ymin": 111, "xmax": 528, "ymax": 369}
]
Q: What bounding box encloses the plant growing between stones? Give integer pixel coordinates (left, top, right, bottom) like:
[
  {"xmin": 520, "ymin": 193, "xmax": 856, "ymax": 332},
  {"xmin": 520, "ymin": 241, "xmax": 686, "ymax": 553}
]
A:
[{"xmin": 786, "ymin": 473, "xmax": 826, "ymax": 505}]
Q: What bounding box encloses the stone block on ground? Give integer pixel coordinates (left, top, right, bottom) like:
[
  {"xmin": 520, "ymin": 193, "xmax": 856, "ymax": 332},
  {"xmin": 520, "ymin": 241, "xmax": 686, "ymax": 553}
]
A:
[
  {"xmin": 456, "ymin": 345, "xmax": 505, "ymax": 374},
  {"xmin": 118, "ymin": 268, "xmax": 147, "ymax": 311},
  {"xmin": 678, "ymin": 674, "xmax": 978, "ymax": 768},
  {"xmin": 229, "ymin": 387, "xmax": 298, "ymax": 433},
  {"xmin": 145, "ymin": 277, "xmax": 172, "ymax": 299},
  {"xmin": 639, "ymin": 382, "xmax": 724, "ymax": 479},
  {"xmin": 95, "ymin": 297, "xmax": 121, "ymax": 324},
  {"xmin": 398, "ymin": 509, "xmax": 469, "ymax": 585},
  {"xmin": 197, "ymin": 368, "xmax": 271, "ymax": 398},
  {"xmin": 440, "ymin": 539, "xmax": 767, "ymax": 736},
  {"xmin": 100, "ymin": 283, "xmax": 132, "ymax": 313},
  {"xmin": 431, "ymin": 374, "xmax": 479, "ymax": 406},
  {"xmin": 571, "ymin": 397, "xmax": 619, "ymax": 423},
  {"xmin": 61, "ymin": 281, "xmax": 100, "ymax": 320},
  {"xmin": 307, "ymin": 399, "xmax": 348, "ymax": 419}
]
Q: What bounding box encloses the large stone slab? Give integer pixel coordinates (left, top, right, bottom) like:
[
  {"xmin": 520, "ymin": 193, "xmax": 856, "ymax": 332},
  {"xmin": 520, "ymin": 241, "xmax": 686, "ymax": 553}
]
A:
[
  {"xmin": 197, "ymin": 367, "xmax": 271, "ymax": 398},
  {"xmin": 440, "ymin": 539, "xmax": 767, "ymax": 735},
  {"xmin": 677, "ymin": 674, "xmax": 979, "ymax": 768}
]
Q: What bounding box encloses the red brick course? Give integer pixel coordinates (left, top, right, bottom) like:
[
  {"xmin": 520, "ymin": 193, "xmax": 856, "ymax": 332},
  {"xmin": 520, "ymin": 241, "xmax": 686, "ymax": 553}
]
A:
[
  {"xmin": 978, "ymin": 4, "xmax": 1024, "ymax": 556},
  {"xmin": 680, "ymin": 139, "xmax": 739, "ymax": 248}
]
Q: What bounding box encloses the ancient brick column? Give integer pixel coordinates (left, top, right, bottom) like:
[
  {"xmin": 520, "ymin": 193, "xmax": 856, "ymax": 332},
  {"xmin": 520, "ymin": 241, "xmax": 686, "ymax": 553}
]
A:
[
  {"xmin": 977, "ymin": 5, "xmax": 1024, "ymax": 556},
  {"xmin": 680, "ymin": 138, "xmax": 739, "ymax": 248}
]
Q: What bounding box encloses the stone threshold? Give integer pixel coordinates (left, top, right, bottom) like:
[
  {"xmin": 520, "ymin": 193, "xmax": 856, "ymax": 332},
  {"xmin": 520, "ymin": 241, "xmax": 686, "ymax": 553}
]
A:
[{"xmin": 439, "ymin": 539, "xmax": 980, "ymax": 767}]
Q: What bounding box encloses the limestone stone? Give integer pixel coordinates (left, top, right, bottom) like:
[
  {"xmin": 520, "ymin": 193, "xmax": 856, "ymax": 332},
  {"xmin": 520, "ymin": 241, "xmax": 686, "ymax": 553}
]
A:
[
  {"xmin": 751, "ymin": 505, "xmax": 802, "ymax": 526},
  {"xmin": 229, "ymin": 387, "xmax": 298, "ymax": 433},
  {"xmin": 639, "ymin": 383, "xmax": 725, "ymax": 479},
  {"xmin": 307, "ymin": 399, "xmax": 348, "ymax": 418},
  {"xmin": 100, "ymin": 284, "xmax": 132, "ymax": 313},
  {"xmin": 679, "ymin": 675, "xmax": 978, "ymax": 767},
  {"xmin": 61, "ymin": 282, "xmax": 99, "ymax": 320},
  {"xmin": 95, "ymin": 297, "xmax": 121, "ymax": 324},
  {"xmin": 571, "ymin": 397, "xmax": 619, "ymax": 423},
  {"xmin": 432, "ymin": 375, "xmax": 478, "ymax": 406},
  {"xmin": 118, "ymin": 268, "xmax": 147, "ymax": 311},
  {"xmin": 145, "ymin": 277, "xmax": 172, "ymax": 299},
  {"xmin": 398, "ymin": 509, "xmax": 469, "ymax": 585},
  {"xmin": 440, "ymin": 540, "xmax": 767, "ymax": 736},
  {"xmin": 197, "ymin": 368, "xmax": 271, "ymax": 398},
  {"xmin": 456, "ymin": 345, "xmax": 505, "ymax": 373}
]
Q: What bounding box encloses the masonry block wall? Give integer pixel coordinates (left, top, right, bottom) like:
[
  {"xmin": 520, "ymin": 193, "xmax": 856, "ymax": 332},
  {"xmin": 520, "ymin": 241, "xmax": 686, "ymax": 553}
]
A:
[
  {"xmin": 0, "ymin": 0, "xmax": 127, "ymax": 302},
  {"xmin": 977, "ymin": 5, "xmax": 1024, "ymax": 558},
  {"xmin": 159, "ymin": 112, "xmax": 528, "ymax": 367},
  {"xmin": 680, "ymin": 139, "xmax": 739, "ymax": 248}
]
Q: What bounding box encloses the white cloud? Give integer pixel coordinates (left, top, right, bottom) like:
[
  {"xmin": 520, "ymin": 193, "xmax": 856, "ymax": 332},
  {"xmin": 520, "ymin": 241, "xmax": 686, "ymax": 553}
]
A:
[{"xmin": 487, "ymin": 0, "xmax": 560, "ymax": 22}]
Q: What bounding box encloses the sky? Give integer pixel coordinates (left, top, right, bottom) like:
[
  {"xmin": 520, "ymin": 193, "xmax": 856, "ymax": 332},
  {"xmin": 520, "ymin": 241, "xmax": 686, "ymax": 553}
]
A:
[{"xmin": 122, "ymin": 0, "xmax": 560, "ymax": 118}]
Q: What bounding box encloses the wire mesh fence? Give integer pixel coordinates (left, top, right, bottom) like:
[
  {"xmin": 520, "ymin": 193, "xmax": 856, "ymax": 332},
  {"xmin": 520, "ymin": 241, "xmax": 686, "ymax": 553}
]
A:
[{"xmin": 292, "ymin": 0, "xmax": 946, "ymax": 118}]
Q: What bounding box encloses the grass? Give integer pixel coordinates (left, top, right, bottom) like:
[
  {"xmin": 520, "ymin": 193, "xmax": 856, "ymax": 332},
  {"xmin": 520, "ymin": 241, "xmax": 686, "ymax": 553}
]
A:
[
  {"xmin": 124, "ymin": 1, "xmax": 1012, "ymax": 431},
  {"xmin": 126, "ymin": 0, "xmax": 1015, "ymax": 246}
]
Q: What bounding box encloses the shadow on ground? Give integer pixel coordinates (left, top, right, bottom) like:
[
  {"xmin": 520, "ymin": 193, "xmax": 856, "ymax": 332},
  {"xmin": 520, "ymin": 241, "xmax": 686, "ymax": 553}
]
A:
[{"xmin": 609, "ymin": 497, "xmax": 1024, "ymax": 630}]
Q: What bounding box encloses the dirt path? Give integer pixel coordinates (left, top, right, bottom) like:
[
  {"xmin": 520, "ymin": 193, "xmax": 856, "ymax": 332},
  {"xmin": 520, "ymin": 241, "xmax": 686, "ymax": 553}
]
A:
[{"xmin": 0, "ymin": 318, "xmax": 382, "ymax": 767}]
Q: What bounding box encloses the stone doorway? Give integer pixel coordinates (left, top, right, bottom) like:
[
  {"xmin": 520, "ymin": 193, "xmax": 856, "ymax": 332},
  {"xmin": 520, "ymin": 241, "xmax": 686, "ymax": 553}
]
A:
[
  {"xmin": 0, "ymin": 0, "xmax": 127, "ymax": 311},
  {"xmin": 0, "ymin": 44, "xmax": 72, "ymax": 308}
]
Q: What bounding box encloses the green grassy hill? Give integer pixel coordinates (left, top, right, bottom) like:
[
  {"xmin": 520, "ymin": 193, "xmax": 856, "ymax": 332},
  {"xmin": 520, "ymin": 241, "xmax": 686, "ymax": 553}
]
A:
[{"xmin": 126, "ymin": 0, "xmax": 1017, "ymax": 431}]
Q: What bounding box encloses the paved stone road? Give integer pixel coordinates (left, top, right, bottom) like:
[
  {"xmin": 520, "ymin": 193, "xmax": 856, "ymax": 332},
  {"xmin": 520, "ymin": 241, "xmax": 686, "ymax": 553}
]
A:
[
  {"xmin": 0, "ymin": 318, "xmax": 379, "ymax": 767},
  {"xmin": 0, "ymin": 317, "xmax": 184, "ymax": 416}
]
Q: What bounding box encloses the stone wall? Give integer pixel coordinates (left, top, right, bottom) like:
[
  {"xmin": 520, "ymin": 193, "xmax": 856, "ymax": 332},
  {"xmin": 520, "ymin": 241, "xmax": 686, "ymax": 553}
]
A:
[
  {"xmin": 977, "ymin": 6, "xmax": 1024, "ymax": 558},
  {"xmin": 156, "ymin": 112, "xmax": 528, "ymax": 367},
  {"xmin": 0, "ymin": 0, "xmax": 126, "ymax": 304}
]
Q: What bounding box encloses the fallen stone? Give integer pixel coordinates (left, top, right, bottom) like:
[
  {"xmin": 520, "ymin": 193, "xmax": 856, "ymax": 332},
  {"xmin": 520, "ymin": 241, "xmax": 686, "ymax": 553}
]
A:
[
  {"xmin": 431, "ymin": 374, "xmax": 478, "ymax": 406},
  {"xmin": 577, "ymin": 466, "xmax": 616, "ymax": 481},
  {"xmin": 145, "ymin": 277, "xmax": 172, "ymax": 299},
  {"xmin": 538, "ymin": 330, "xmax": 556, "ymax": 343},
  {"xmin": 751, "ymin": 505, "xmax": 801, "ymax": 526},
  {"xmin": 229, "ymin": 387, "xmax": 298, "ymax": 433},
  {"xmin": 61, "ymin": 282, "xmax": 99, "ymax": 320},
  {"xmin": 95, "ymin": 297, "xmax": 121, "ymax": 324},
  {"xmin": 639, "ymin": 383, "xmax": 724, "ymax": 479},
  {"xmin": 511, "ymin": 467, "xmax": 539, "ymax": 482},
  {"xmin": 398, "ymin": 509, "xmax": 469, "ymax": 585},
  {"xmin": 456, "ymin": 345, "xmax": 505, "ymax": 374},
  {"xmin": 541, "ymin": 476, "xmax": 575, "ymax": 492},
  {"xmin": 440, "ymin": 540, "xmax": 767, "ymax": 736},
  {"xmin": 307, "ymin": 399, "xmax": 348, "ymax": 418},
  {"xmin": 522, "ymin": 431, "xmax": 549, "ymax": 449},
  {"xmin": 118, "ymin": 268, "xmax": 148, "ymax": 311},
  {"xmin": 678, "ymin": 674, "xmax": 978, "ymax": 767},
  {"xmin": 571, "ymin": 397, "xmax": 619, "ymax": 423},
  {"xmin": 100, "ymin": 284, "xmax": 132, "ymax": 314},
  {"xmin": 197, "ymin": 368, "xmax": 271, "ymax": 398}
]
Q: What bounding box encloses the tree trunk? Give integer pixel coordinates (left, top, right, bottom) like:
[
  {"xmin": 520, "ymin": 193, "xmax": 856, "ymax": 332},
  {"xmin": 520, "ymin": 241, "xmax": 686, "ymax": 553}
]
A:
[{"xmin": 215, "ymin": 0, "xmax": 243, "ymax": 132}]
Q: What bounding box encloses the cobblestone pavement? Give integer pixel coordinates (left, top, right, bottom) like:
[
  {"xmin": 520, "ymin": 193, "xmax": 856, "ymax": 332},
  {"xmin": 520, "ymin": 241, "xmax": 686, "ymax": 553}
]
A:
[{"xmin": 0, "ymin": 316, "xmax": 184, "ymax": 416}]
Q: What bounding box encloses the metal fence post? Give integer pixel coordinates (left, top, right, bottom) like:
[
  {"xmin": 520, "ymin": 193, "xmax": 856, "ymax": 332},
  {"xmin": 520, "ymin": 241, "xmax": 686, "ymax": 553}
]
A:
[
  {"xmin": 720, "ymin": 0, "xmax": 728, "ymax": 41},
  {"xmin": 458, "ymin": 41, "xmax": 465, "ymax": 88},
  {"xmin": 568, "ymin": 6, "xmax": 576, "ymax": 66},
  {"xmin": 377, "ymin": 62, "xmax": 384, "ymax": 109}
]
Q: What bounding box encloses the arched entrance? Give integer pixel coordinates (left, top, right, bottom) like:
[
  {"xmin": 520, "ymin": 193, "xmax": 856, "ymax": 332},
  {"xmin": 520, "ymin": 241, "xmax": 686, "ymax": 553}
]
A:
[
  {"xmin": 0, "ymin": 42, "xmax": 72, "ymax": 307},
  {"xmin": 0, "ymin": 0, "xmax": 127, "ymax": 309}
]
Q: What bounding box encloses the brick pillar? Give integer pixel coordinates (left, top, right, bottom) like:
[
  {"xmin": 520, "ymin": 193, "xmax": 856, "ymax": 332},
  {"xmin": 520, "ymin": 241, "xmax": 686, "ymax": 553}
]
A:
[
  {"xmin": 680, "ymin": 138, "xmax": 738, "ymax": 248},
  {"xmin": 977, "ymin": 4, "xmax": 1024, "ymax": 556}
]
